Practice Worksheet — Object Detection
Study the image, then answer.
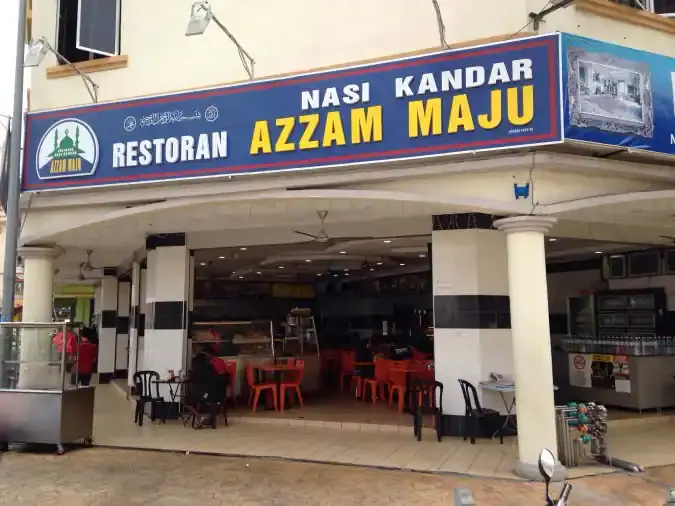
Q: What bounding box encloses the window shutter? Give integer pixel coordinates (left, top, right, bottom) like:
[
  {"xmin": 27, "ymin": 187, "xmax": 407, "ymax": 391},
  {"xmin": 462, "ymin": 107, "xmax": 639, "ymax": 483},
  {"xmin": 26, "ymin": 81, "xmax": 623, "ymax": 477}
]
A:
[{"xmin": 76, "ymin": 0, "xmax": 121, "ymax": 57}]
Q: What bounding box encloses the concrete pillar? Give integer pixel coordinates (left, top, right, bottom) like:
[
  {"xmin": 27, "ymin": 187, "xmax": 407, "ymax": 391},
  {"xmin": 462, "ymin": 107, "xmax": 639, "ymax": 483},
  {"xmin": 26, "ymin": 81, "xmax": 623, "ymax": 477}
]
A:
[
  {"xmin": 128, "ymin": 260, "xmax": 141, "ymax": 388},
  {"xmin": 17, "ymin": 246, "xmax": 59, "ymax": 389},
  {"xmin": 98, "ymin": 268, "xmax": 118, "ymax": 384},
  {"xmin": 115, "ymin": 276, "xmax": 131, "ymax": 377},
  {"xmin": 493, "ymin": 215, "xmax": 565, "ymax": 481},
  {"xmin": 431, "ymin": 214, "xmax": 512, "ymax": 434},
  {"xmin": 144, "ymin": 233, "xmax": 189, "ymax": 400}
]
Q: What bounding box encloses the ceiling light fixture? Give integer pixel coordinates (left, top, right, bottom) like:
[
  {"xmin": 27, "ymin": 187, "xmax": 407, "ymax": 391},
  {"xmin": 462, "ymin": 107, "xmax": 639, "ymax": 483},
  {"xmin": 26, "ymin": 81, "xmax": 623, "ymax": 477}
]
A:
[
  {"xmin": 240, "ymin": 247, "xmax": 247, "ymax": 251},
  {"xmin": 256, "ymin": 271, "xmax": 262, "ymax": 275},
  {"xmin": 199, "ymin": 262, "xmax": 206, "ymax": 266},
  {"xmin": 548, "ymin": 238, "xmax": 557, "ymax": 242},
  {"xmin": 376, "ymin": 261, "xmax": 383, "ymax": 266},
  {"xmin": 218, "ymin": 256, "xmax": 225, "ymax": 259},
  {"xmin": 595, "ymin": 251, "xmax": 603, "ymax": 254},
  {"xmin": 400, "ymin": 263, "xmax": 406, "ymax": 266},
  {"xmin": 339, "ymin": 251, "xmax": 347, "ymax": 254},
  {"xmin": 305, "ymin": 259, "xmax": 312, "ymax": 263},
  {"xmin": 383, "ymin": 240, "xmax": 392, "ymax": 244},
  {"xmin": 238, "ymin": 276, "xmax": 244, "ymax": 279},
  {"xmin": 317, "ymin": 273, "xmax": 322, "ymax": 277},
  {"xmin": 419, "ymin": 253, "xmax": 426, "ymax": 258},
  {"xmin": 369, "ymin": 268, "xmax": 375, "ymax": 271},
  {"xmin": 278, "ymin": 265, "xmax": 285, "ymax": 269}
]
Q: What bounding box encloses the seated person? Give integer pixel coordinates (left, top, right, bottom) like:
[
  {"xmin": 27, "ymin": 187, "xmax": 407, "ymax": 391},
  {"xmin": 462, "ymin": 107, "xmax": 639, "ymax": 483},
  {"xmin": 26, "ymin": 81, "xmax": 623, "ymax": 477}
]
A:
[
  {"xmin": 202, "ymin": 344, "xmax": 227, "ymax": 375},
  {"xmin": 186, "ymin": 353, "xmax": 227, "ymax": 428},
  {"xmin": 354, "ymin": 338, "xmax": 374, "ymax": 379},
  {"xmin": 390, "ymin": 340, "xmax": 414, "ymax": 361}
]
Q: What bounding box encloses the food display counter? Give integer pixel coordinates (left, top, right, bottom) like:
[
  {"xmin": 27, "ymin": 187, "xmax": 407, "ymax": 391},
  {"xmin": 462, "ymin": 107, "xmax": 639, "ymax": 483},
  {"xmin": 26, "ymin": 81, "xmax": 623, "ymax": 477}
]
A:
[{"xmin": 564, "ymin": 337, "xmax": 675, "ymax": 410}]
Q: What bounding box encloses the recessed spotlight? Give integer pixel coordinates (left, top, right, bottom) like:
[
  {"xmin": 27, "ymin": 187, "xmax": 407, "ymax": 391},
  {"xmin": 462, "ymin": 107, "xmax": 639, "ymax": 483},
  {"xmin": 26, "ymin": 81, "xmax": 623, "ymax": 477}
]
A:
[
  {"xmin": 240, "ymin": 247, "xmax": 247, "ymax": 251},
  {"xmin": 383, "ymin": 240, "xmax": 392, "ymax": 244},
  {"xmin": 548, "ymin": 238, "xmax": 557, "ymax": 242},
  {"xmin": 238, "ymin": 276, "xmax": 244, "ymax": 279},
  {"xmin": 218, "ymin": 256, "xmax": 225, "ymax": 259},
  {"xmin": 305, "ymin": 259, "xmax": 312, "ymax": 263},
  {"xmin": 333, "ymin": 274, "xmax": 338, "ymax": 277},
  {"xmin": 400, "ymin": 263, "xmax": 406, "ymax": 266},
  {"xmin": 278, "ymin": 265, "xmax": 285, "ymax": 269},
  {"xmin": 419, "ymin": 254, "xmax": 426, "ymax": 258},
  {"xmin": 376, "ymin": 261, "xmax": 383, "ymax": 266},
  {"xmin": 339, "ymin": 251, "xmax": 347, "ymax": 254},
  {"xmin": 232, "ymin": 271, "xmax": 236, "ymax": 274},
  {"xmin": 317, "ymin": 273, "xmax": 322, "ymax": 277},
  {"xmin": 256, "ymin": 271, "xmax": 262, "ymax": 275},
  {"xmin": 199, "ymin": 262, "xmax": 206, "ymax": 266},
  {"xmin": 344, "ymin": 269, "xmax": 349, "ymax": 272},
  {"xmin": 595, "ymin": 251, "xmax": 603, "ymax": 254},
  {"xmin": 345, "ymin": 273, "xmax": 350, "ymax": 276},
  {"xmin": 369, "ymin": 268, "xmax": 374, "ymax": 272}
]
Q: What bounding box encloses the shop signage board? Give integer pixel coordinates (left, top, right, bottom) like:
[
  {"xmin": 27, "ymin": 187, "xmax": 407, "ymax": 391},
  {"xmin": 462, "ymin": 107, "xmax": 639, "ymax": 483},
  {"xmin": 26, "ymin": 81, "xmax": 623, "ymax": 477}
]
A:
[
  {"xmin": 569, "ymin": 353, "xmax": 631, "ymax": 393},
  {"xmin": 22, "ymin": 34, "xmax": 562, "ymax": 191},
  {"xmin": 561, "ymin": 33, "xmax": 675, "ymax": 156}
]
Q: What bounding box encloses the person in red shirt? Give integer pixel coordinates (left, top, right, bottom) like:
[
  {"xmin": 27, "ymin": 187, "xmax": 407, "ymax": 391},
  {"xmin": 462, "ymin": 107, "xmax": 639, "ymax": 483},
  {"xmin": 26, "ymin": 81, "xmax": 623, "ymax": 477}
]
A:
[
  {"xmin": 71, "ymin": 337, "xmax": 97, "ymax": 386},
  {"xmin": 202, "ymin": 344, "xmax": 226, "ymax": 375}
]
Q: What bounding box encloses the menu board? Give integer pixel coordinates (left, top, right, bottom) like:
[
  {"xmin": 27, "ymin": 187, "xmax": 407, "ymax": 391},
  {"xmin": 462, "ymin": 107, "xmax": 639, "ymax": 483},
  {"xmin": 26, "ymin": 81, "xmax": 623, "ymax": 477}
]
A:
[{"xmin": 569, "ymin": 353, "xmax": 631, "ymax": 393}]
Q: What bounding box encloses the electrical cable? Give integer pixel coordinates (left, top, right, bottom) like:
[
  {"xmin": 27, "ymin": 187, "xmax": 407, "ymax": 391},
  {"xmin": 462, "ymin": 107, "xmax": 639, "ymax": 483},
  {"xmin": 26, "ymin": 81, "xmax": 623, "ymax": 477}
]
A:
[
  {"xmin": 505, "ymin": 0, "xmax": 554, "ymax": 40},
  {"xmin": 431, "ymin": 0, "xmax": 450, "ymax": 49}
]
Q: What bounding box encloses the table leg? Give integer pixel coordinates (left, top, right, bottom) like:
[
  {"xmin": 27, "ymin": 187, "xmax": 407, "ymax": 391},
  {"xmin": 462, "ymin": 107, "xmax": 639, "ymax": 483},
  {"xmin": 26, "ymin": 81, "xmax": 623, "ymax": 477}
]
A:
[{"xmin": 492, "ymin": 392, "xmax": 514, "ymax": 438}]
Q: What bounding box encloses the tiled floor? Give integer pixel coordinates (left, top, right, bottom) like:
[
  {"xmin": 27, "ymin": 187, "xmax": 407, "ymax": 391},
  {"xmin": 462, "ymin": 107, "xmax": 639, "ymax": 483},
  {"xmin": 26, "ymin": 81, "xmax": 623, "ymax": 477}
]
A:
[{"xmin": 92, "ymin": 384, "xmax": 675, "ymax": 479}]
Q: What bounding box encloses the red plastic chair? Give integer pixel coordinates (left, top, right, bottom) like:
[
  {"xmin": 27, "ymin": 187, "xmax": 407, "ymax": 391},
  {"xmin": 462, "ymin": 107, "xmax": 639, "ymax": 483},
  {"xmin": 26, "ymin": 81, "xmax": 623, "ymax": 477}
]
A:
[
  {"xmin": 279, "ymin": 359, "xmax": 305, "ymax": 412},
  {"xmin": 224, "ymin": 360, "xmax": 237, "ymax": 405},
  {"xmin": 362, "ymin": 358, "xmax": 391, "ymax": 403},
  {"xmin": 245, "ymin": 362, "xmax": 278, "ymax": 412},
  {"xmin": 388, "ymin": 368, "xmax": 407, "ymax": 413}
]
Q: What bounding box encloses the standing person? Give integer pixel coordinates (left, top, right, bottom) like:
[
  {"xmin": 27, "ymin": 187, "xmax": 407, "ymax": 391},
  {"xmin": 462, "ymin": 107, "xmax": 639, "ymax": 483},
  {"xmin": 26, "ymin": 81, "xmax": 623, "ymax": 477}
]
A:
[{"xmin": 71, "ymin": 329, "xmax": 97, "ymax": 386}]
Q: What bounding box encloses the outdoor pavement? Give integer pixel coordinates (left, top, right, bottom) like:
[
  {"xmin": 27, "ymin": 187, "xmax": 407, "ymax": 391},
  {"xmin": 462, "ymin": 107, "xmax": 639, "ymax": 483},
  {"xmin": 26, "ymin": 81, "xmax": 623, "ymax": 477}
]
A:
[{"xmin": 0, "ymin": 447, "xmax": 672, "ymax": 505}]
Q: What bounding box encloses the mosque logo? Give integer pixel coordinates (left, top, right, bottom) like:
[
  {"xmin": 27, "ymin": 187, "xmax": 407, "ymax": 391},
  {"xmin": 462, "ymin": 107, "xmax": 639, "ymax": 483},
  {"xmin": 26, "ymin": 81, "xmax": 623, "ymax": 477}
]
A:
[{"xmin": 35, "ymin": 118, "xmax": 99, "ymax": 180}]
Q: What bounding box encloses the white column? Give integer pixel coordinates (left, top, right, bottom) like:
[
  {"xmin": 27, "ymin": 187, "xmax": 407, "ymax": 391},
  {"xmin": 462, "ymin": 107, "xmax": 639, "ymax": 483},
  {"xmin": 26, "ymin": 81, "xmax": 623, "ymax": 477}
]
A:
[
  {"xmin": 116, "ymin": 279, "xmax": 131, "ymax": 374},
  {"xmin": 431, "ymin": 214, "xmax": 512, "ymax": 432},
  {"xmin": 97, "ymin": 269, "xmax": 118, "ymax": 384},
  {"xmin": 494, "ymin": 215, "xmax": 565, "ymax": 481},
  {"xmin": 127, "ymin": 260, "xmax": 141, "ymax": 387},
  {"xmin": 144, "ymin": 234, "xmax": 189, "ymax": 401},
  {"xmin": 17, "ymin": 246, "xmax": 59, "ymax": 389}
]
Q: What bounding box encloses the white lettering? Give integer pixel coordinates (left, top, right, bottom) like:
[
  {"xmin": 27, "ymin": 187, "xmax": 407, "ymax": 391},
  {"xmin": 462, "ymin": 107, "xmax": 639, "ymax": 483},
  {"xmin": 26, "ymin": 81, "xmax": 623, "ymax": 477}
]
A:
[
  {"xmin": 418, "ymin": 73, "xmax": 438, "ymax": 95},
  {"xmin": 395, "ymin": 76, "xmax": 414, "ymax": 98},
  {"xmin": 440, "ymin": 70, "xmax": 461, "ymax": 91},
  {"xmin": 165, "ymin": 138, "xmax": 179, "ymax": 163},
  {"xmin": 488, "ymin": 62, "xmax": 510, "ymax": 85},
  {"xmin": 322, "ymin": 87, "xmax": 340, "ymax": 108},
  {"xmin": 671, "ymin": 133, "xmax": 675, "ymax": 144},
  {"xmin": 465, "ymin": 66, "xmax": 485, "ymax": 88},
  {"xmin": 112, "ymin": 133, "xmax": 229, "ymax": 168},
  {"xmin": 301, "ymin": 90, "xmax": 319, "ymax": 111},
  {"xmin": 112, "ymin": 143, "xmax": 125, "ymax": 168},
  {"xmin": 125, "ymin": 141, "xmax": 138, "ymax": 167},
  {"xmin": 512, "ymin": 58, "xmax": 533, "ymax": 81},
  {"xmin": 153, "ymin": 138, "xmax": 166, "ymax": 164},
  {"xmin": 138, "ymin": 140, "xmax": 153, "ymax": 166},
  {"xmin": 211, "ymin": 131, "xmax": 228, "ymax": 158}
]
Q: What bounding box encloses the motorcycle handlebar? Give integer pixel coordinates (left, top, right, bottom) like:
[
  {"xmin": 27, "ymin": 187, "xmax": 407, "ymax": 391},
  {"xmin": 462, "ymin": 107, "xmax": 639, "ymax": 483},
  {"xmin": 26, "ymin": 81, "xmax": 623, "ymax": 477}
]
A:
[{"xmin": 558, "ymin": 483, "xmax": 572, "ymax": 504}]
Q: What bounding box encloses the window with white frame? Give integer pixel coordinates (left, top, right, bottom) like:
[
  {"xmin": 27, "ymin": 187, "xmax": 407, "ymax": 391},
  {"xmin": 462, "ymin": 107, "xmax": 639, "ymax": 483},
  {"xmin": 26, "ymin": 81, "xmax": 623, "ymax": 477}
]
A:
[
  {"xmin": 56, "ymin": 0, "xmax": 121, "ymax": 64},
  {"xmin": 613, "ymin": 0, "xmax": 675, "ymax": 17}
]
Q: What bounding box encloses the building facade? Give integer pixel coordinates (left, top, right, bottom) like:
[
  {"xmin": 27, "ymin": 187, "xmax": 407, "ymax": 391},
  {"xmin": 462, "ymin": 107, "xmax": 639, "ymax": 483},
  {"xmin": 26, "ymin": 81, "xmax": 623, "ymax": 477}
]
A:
[{"xmin": 19, "ymin": 0, "xmax": 675, "ymax": 479}]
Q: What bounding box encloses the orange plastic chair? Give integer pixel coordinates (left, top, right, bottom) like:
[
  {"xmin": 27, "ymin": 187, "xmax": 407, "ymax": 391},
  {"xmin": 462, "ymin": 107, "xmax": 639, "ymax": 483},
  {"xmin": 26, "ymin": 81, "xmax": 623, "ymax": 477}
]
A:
[
  {"xmin": 388, "ymin": 368, "xmax": 407, "ymax": 413},
  {"xmin": 245, "ymin": 362, "xmax": 278, "ymax": 412},
  {"xmin": 362, "ymin": 359, "xmax": 391, "ymax": 403},
  {"xmin": 224, "ymin": 360, "xmax": 237, "ymax": 405},
  {"xmin": 279, "ymin": 359, "xmax": 305, "ymax": 412}
]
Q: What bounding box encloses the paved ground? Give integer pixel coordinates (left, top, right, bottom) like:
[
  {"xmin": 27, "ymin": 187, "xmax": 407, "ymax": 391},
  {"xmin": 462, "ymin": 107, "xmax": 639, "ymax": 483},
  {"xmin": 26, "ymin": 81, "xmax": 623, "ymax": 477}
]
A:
[{"xmin": 0, "ymin": 448, "xmax": 673, "ymax": 505}]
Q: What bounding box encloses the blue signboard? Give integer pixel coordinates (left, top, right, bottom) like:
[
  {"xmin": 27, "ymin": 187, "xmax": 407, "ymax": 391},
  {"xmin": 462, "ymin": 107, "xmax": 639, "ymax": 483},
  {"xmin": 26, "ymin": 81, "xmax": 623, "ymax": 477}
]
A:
[
  {"xmin": 23, "ymin": 34, "xmax": 562, "ymax": 191},
  {"xmin": 562, "ymin": 33, "xmax": 675, "ymax": 155}
]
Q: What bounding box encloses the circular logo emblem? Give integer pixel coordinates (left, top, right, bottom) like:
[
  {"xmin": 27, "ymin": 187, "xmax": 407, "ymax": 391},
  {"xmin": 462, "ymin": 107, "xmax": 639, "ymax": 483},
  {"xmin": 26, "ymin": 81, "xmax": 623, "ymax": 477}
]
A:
[
  {"xmin": 123, "ymin": 116, "xmax": 137, "ymax": 132},
  {"xmin": 35, "ymin": 118, "xmax": 99, "ymax": 181},
  {"xmin": 204, "ymin": 105, "xmax": 219, "ymax": 122},
  {"xmin": 573, "ymin": 355, "xmax": 586, "ymax": 369}
]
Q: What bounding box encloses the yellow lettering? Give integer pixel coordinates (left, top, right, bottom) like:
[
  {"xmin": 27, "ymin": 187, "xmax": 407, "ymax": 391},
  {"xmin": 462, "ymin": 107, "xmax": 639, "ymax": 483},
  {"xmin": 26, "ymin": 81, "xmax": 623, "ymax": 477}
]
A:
[
  {"xmin": 250, "ymin": 121, "xmax": 273, "ymax": 155},
  {"xmin": 298, "ymin": 114, "xmax": 320, "ymax": 150},
  {"xmin": 507, "ymin": 85, "xmax": 534, "ymax": 126},
  {"xmin": 408, "ymin": 99, "xmax": 442, "ymax": 138},
  {"xmin": 447, "ymin": 94, "xmax": 475, "ymax": 133},
  {"xmin": 322, "ymin": 111, "xmax": 346, "ymax": 147},
  {"xmin": 275, "ymin": 117, "xmax": 296, "ymax": 152},
  {"xmin": 351, "ymin": 106, "xmax": 382, "ymax": 144},
  {"xmin": 477, "ymin": 90, "xmax": 502, "ymax": 130}
]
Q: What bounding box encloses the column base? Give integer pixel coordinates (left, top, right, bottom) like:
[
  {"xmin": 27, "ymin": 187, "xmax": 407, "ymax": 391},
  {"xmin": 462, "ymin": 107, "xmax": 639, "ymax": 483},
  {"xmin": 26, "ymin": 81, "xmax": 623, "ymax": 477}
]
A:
[{"xmin": 514, "ymin": 459, "xmax": 568, "ymax": 482}]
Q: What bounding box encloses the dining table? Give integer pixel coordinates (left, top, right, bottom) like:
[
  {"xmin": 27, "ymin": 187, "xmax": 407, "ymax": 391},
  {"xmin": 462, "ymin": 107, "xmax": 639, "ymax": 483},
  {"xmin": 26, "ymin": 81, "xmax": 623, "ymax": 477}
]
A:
[{"xmin": 255, "ymin": 362, "xmax": 299, "ymax": 410}]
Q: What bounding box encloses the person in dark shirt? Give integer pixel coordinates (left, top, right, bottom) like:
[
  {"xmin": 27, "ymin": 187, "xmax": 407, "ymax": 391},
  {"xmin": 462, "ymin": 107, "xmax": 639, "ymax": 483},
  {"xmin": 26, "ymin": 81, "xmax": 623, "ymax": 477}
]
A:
[
  {"xmin": 202, "ymin": 344, "xmax": 227, "ymax": 375},
  {"xmin": 187, "ymin": 353, "xmax": 227, "ymax": 429}
]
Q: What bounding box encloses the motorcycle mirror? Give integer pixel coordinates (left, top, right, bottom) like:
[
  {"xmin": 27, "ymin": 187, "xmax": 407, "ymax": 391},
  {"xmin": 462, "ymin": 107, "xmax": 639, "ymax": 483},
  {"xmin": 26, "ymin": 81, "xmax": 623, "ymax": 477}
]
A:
[{"xmin": 538, "ymin": 448, "xmax": 556, "ymax": 483}]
